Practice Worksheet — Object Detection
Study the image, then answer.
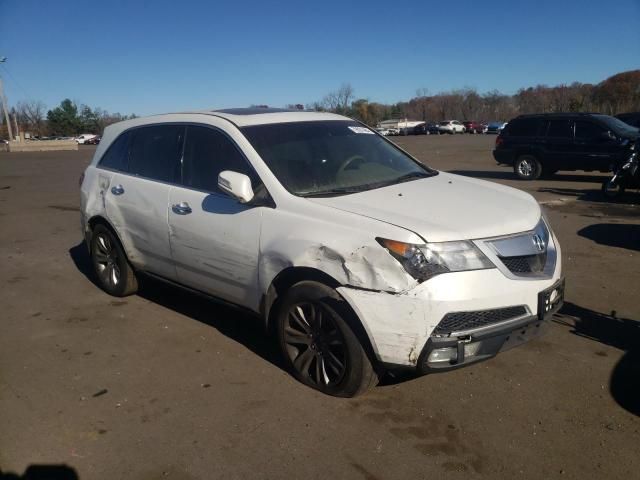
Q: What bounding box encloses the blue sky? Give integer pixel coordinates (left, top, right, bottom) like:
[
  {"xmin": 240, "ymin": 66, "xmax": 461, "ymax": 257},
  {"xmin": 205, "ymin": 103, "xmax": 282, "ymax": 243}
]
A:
[{"xmin": 1, "ymin": 0, "xmax": 639, "ymax": 116}]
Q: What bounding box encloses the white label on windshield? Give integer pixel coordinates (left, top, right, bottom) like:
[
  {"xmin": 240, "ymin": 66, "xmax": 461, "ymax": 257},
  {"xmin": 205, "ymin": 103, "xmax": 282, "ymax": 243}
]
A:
[{"xmin": 348, "ymin": 126, "xmax": 375, "ymax": 134}]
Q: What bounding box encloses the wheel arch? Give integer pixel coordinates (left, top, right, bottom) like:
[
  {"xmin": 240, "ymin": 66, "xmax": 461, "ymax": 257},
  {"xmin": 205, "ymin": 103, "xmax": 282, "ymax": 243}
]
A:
[
  {"xmin": 260, "ymin": 266, "xmax": 382, "ymax": 372},
  {"xmin": 87, "ymin": 215, "xmax": 132, "ymax": 263}
]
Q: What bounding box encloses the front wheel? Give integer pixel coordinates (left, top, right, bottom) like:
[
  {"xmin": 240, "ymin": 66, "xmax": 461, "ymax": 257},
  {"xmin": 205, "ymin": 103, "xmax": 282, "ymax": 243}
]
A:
[
  {"xmin": 602, "ymin": 177, "xmax": 625, "ymax": 199},
  {"xmin": 514, "ymin": 155, "xmax": 542, "ymax": 180},
  {"xmin": 277, "ymin": 281, "xmax": 378, "ymax": 397}
]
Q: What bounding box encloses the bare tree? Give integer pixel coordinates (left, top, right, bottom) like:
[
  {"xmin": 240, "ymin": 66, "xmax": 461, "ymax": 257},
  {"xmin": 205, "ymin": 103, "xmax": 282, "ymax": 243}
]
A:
[
  {"xmin": 322, "ymin": 83, "xmax": 354, "ymax": 113},
  {"xmin": 16, "ymin": 100, "xmax": 47, "ymax": 135}
]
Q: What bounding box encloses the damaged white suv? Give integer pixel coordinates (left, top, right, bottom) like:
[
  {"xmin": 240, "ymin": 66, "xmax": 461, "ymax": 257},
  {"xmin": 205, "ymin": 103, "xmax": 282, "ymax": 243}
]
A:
[{"xmin": 80, "ymin": 108, "xmax": 564, "ymax": 397}]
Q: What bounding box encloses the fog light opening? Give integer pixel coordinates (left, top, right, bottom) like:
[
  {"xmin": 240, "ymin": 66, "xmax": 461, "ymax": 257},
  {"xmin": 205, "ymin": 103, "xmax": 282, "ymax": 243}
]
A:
[{"xmin": 427, "ymin": 347, "xmax": 457, "ymax": 363}]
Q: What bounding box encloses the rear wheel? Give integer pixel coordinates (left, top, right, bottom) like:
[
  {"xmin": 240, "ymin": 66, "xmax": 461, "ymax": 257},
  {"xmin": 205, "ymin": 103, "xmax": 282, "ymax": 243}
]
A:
[
  {"xmin": 277, "ymin": 281, "xmax": 377, "ymax": 397},
  {"xmin": 514, "ymin": 155, "xmax": 542, "ymax": 180},
  {"xmin": 90, "ymin": 224, "xmax": 138, "ymax": 296}
]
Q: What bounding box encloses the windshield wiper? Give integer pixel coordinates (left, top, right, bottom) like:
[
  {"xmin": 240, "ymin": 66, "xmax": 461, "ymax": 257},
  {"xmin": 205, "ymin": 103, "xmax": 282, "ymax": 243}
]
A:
[
  {"xmin": 298, "ymin": 187, "xmax": 364, "ymax": 197},
  {"xmin": 392, "ymin": 171, "xmax": 432, "ymax": 184}
]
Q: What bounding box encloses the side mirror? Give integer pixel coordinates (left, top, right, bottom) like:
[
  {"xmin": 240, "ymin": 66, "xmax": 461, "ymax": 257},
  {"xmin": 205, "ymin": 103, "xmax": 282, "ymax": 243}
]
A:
[
  {"xmin": 600, "ymin": 130, "xmax": 616, "ymax": 141},
  {"xmin": 218, "ymin": 170, "xmax": 254, "ymax": 203}
]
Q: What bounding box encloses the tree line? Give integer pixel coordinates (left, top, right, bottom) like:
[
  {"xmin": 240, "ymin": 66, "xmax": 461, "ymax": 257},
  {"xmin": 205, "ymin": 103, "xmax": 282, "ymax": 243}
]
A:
[
  {"xmin": 308, "ymin": 70, "xmax": 640, "ymax": 127},
  {"xmin": 2, "ymin": 70, "xmax": 638, "ymax": 139},
  {"xmin": 0, "ymin": 98, "xmax": 136, "ymax": 138}
]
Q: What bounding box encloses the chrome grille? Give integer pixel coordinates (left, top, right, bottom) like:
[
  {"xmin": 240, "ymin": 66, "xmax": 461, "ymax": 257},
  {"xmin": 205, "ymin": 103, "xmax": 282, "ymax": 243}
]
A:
[
  {"xmin": 434, "ymin": 306, "xmax": 528, "ymax": 335},
  {"xmin": 481, "ymin": 219, "xmax": 556, "ymax": 279}
]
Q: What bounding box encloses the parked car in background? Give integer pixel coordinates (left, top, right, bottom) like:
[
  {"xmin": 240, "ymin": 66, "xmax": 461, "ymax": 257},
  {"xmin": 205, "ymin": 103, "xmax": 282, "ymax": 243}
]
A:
[
  {"xmin": 463, "ymin": 121, "xmax": 486, "ymax": 134},
  {"xmin": 76, "ymin": 134, "xmax": 97, "ymax": 144},
  {"xmin": 486, "ymin": 122, "xmax": 508, "ymax": 134},
  {"xmin": 437, "ymin": 120, "xmax": 465, "ymax": 134},
  {"xmin": 80, "ymin": 108, "xmax": 563, "ymax": 397},
  {"xmin": 376, "ymin": 128, "xmax": 392, "ymax": 136},
  {"xmin": 427, "ymin": 123, "xmax": 441, "ymax": 135},
  {"xmin": 85, "ymin": 136, "xmax": 101, "ymax": 145},
  {"xmin": 411, "ymin": 123, "xmax": 427, "ymax": 135},
  {"xmin": 493, "ymin": 113, "xmax": 639, "ymax": 180},
  {"xmin": 616, "ymin": 112, "xmax": 640, "ymax": 129}
]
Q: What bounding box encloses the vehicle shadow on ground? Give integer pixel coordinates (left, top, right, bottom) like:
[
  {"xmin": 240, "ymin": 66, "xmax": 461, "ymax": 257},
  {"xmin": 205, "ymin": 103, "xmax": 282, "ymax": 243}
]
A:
[
  {"xmin": 0, "ymin": 464, "xmax": 78, "ymax": 479},
  {"xmin": 448, "ymin": 169, "xmax": 608, "ymax": 183},
  {"xmin": 578, "ymin": 223, "xmax": 640, "ymax": 251},
  {"xmin": 554, "ymin": 302, "xmax": 640, "ymax": 416},
  {"xmin": 537, "ymin": 186, "xmax": 640, "ymax": 204},
  {"xmin": 68, "ymin": 242, "xmax": 286, "ymax": 373}
]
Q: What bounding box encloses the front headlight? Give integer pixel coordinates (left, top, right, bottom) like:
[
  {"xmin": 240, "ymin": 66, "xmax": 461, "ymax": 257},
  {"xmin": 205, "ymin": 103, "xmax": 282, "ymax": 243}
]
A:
[{"xmin": 377, "ymin": 238, "xmax": 494, "ymax": 281}]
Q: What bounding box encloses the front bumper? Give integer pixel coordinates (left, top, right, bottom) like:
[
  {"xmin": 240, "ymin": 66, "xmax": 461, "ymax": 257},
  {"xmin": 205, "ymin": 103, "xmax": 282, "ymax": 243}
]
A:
[
  {"xmin": 418, "ymin": 279, "xmax": 563, "ymax": 373},
  {"xmin": 337, "ymin": 245, "xmax": 563, "ymax": 368}
]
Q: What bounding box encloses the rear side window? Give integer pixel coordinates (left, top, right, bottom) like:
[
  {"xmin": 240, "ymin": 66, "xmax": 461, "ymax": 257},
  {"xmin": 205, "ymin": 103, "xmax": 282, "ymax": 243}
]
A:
[
  {"xmin": 546, "ymin": 119, "xmax": 573, "ymax": 138},
  {"xmin": 575, "ymin": 121, "xmax": 605, "ymax": 140},
  {"xmin": 129, "ymin": 125, "xmax": 184, "ymax": 182},
  {"xmin": 181, "ymin": 125, "xmax": 257, "ymax": 193},
  {"xmin": 99, "ymin": 132, "xmax": 131, "ymax": 171},
  {"xmin": 506, "ymin": 118, "xmax": 540, "ymax": 137}
]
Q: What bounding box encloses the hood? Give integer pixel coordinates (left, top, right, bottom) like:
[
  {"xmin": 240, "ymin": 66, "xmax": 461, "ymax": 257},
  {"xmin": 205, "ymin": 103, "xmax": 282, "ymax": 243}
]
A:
[{"xmin": 307, "ymin": 172, "xmax": 541, "ymax": 242}]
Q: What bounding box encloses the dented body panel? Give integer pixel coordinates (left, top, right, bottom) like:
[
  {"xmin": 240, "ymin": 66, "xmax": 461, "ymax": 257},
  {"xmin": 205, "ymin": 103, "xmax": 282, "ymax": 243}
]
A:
[{"xmin": 338, "ymin": 231, "xmax": 561, "ymax": 366}]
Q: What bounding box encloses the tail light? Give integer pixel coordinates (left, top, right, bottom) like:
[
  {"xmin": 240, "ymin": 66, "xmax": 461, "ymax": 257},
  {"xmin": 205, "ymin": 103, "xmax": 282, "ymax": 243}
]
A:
[
  {"xmin": 495, "ymin": 136, "xmax": 504, "ymax": 147},
  {"xmin": 79, "ymin": 171, "xmax": 85, "ymax": 187}
]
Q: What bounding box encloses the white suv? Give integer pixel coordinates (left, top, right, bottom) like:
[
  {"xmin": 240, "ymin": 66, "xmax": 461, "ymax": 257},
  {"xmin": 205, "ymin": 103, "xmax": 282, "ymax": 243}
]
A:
[
  {"xmin": 76, "ymin": 134, "xmax": 97, "ymax": 144},
  {"xmin": 438, "ymin": 120, "xmax": 466, "ymax": 134},
  {"xmin": 80, "ymin": 108, "xmax": 564, "ymax": 397}
]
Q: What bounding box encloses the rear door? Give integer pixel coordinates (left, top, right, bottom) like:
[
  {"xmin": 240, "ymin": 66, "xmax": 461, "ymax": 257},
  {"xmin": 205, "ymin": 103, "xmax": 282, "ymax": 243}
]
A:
[
  {"xmin": 167, "ymin": 124, "xmax": 263, "ymax": 308},
  {"xmin": 105, "ymin": 124, "xmax": 184, "ymax": 279},
  {"xmin": 574, "ymin": 120, "xmax": 619, "ymax": 171},
  {"xmin": 542, "ymin": 118, "xmax": 575, "ymax": 169}
]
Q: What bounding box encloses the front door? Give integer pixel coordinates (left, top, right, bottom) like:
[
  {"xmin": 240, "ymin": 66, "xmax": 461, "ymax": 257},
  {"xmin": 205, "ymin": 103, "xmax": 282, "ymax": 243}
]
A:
[
  {"xmin": 167, "ymin": 125, "xmax": 263, "ymax": 309},
  {"xmin": 573, "ymin": 120, "xmax": 620, "ymax": 172}
]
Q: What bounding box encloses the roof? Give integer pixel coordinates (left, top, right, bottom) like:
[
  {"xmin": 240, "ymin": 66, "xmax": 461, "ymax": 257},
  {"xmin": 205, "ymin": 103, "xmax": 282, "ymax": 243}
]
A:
[
  {"xmin": 204, "ymin": 108, "xmax": 348, "ymax": 126},
  {"xmin": 515, "ymin": 112, "xmax": 600, "ymax": 119}
]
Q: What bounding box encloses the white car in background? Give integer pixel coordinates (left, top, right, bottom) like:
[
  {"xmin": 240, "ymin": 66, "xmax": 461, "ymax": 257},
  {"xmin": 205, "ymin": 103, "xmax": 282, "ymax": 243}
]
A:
[
  {"xmin": 437, "ymin": 120, "xmax": 466, "ymax": 134},
  {"xmin": 76, "ymin": 134, "xmax": 97, "ymax": 144},
  {"xmin": 80, "ymin": 108, "xmax": 564, "ymax": 397}
]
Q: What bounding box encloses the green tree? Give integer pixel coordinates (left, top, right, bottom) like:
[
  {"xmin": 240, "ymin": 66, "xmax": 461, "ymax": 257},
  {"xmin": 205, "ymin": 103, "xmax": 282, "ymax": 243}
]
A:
[{"xmin": 47, "ymin": 99, "xmax": 81, "ymax": 136}]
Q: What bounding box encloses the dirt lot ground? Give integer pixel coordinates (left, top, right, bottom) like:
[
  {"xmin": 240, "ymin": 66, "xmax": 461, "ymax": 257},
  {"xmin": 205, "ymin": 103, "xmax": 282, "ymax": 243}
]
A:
[{"xmin": 1, "ymin": 136, "xmax": 639, "ymax": 480}]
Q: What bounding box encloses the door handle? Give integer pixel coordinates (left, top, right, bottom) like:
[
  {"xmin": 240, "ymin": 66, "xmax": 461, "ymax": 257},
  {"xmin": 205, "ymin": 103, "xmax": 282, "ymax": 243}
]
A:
[
  {"xmin": 171, "ymin": 202, "xmax": 192, "ymax": 215},
  {"xmin": 111, "ymin": 184, "xmax": 125, "ymax": 195}
]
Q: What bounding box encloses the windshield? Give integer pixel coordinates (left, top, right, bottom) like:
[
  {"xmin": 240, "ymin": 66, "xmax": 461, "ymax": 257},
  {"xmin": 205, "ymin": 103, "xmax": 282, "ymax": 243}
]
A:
[
  {"xmin": 593, "ymin": 114, "xmax": 639, "ymax": 138},
  {"xmin": 241, "ymin": 121, "xmax": 436, "ymax": 197}
]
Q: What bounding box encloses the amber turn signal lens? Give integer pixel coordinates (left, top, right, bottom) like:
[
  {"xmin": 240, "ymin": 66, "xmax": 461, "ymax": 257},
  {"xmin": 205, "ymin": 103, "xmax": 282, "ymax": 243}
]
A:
[{"xmin": 379, "ymin": 239, "xmax": 411, "ymax": 257}]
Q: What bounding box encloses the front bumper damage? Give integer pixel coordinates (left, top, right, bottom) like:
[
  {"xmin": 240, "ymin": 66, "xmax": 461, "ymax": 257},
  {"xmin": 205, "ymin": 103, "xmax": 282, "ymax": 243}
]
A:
[{"xmin": 337, "ymin": 266, "xmax": 564, "ymax": 370}]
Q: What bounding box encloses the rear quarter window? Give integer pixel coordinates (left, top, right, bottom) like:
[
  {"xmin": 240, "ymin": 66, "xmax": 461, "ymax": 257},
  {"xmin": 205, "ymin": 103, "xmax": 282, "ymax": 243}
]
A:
[
  {"xmin": 98, "ymin": 131, "xmax": 131, "ymax": 171},
  {"xmin": 505, "ymin": 118, "xmax": 540, "ymax": 137}
]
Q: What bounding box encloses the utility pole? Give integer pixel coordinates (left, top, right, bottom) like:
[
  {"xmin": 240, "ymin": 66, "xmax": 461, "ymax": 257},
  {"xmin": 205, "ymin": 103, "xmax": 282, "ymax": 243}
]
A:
[{"xmin": 0, "ymin": 57, "xmax": 14, "ymax": 141}]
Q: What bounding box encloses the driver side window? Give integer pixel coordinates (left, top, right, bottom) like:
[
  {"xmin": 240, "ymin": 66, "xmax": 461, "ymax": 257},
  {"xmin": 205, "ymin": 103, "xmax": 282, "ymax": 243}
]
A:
[{"xmin": 181, "ymin": 126, "xmax": 259, "ymax": 193}]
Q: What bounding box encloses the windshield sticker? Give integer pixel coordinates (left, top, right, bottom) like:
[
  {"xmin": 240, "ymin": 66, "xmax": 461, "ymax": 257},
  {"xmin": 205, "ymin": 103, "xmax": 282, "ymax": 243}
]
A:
[{"xmin": 348, "ymin": 126, "xmax": 375, "ymax": 135}]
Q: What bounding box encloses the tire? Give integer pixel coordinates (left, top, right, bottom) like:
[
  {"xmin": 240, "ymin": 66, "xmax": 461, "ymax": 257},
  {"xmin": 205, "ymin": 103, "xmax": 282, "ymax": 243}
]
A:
[
  {"xmin": 90, "ymin": 224, "xmax": 138, "ymax": 297},
  {"xmin": 514, "ymin": 155, "xmax": 542, "ymax": 180},
  {"xmin": 276, "ymin": 281, "xmax": 378, "ymax": 397},
  {"xmin": 602, "ymin": 178, "xmax": 625, "ymax": 199}
]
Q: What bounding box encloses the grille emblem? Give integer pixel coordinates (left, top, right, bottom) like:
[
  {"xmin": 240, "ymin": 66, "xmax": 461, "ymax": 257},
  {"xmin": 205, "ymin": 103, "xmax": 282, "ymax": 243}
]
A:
[{"xmin": 532, "ymin": 234, "xmax": 545, "ymax": 252}]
